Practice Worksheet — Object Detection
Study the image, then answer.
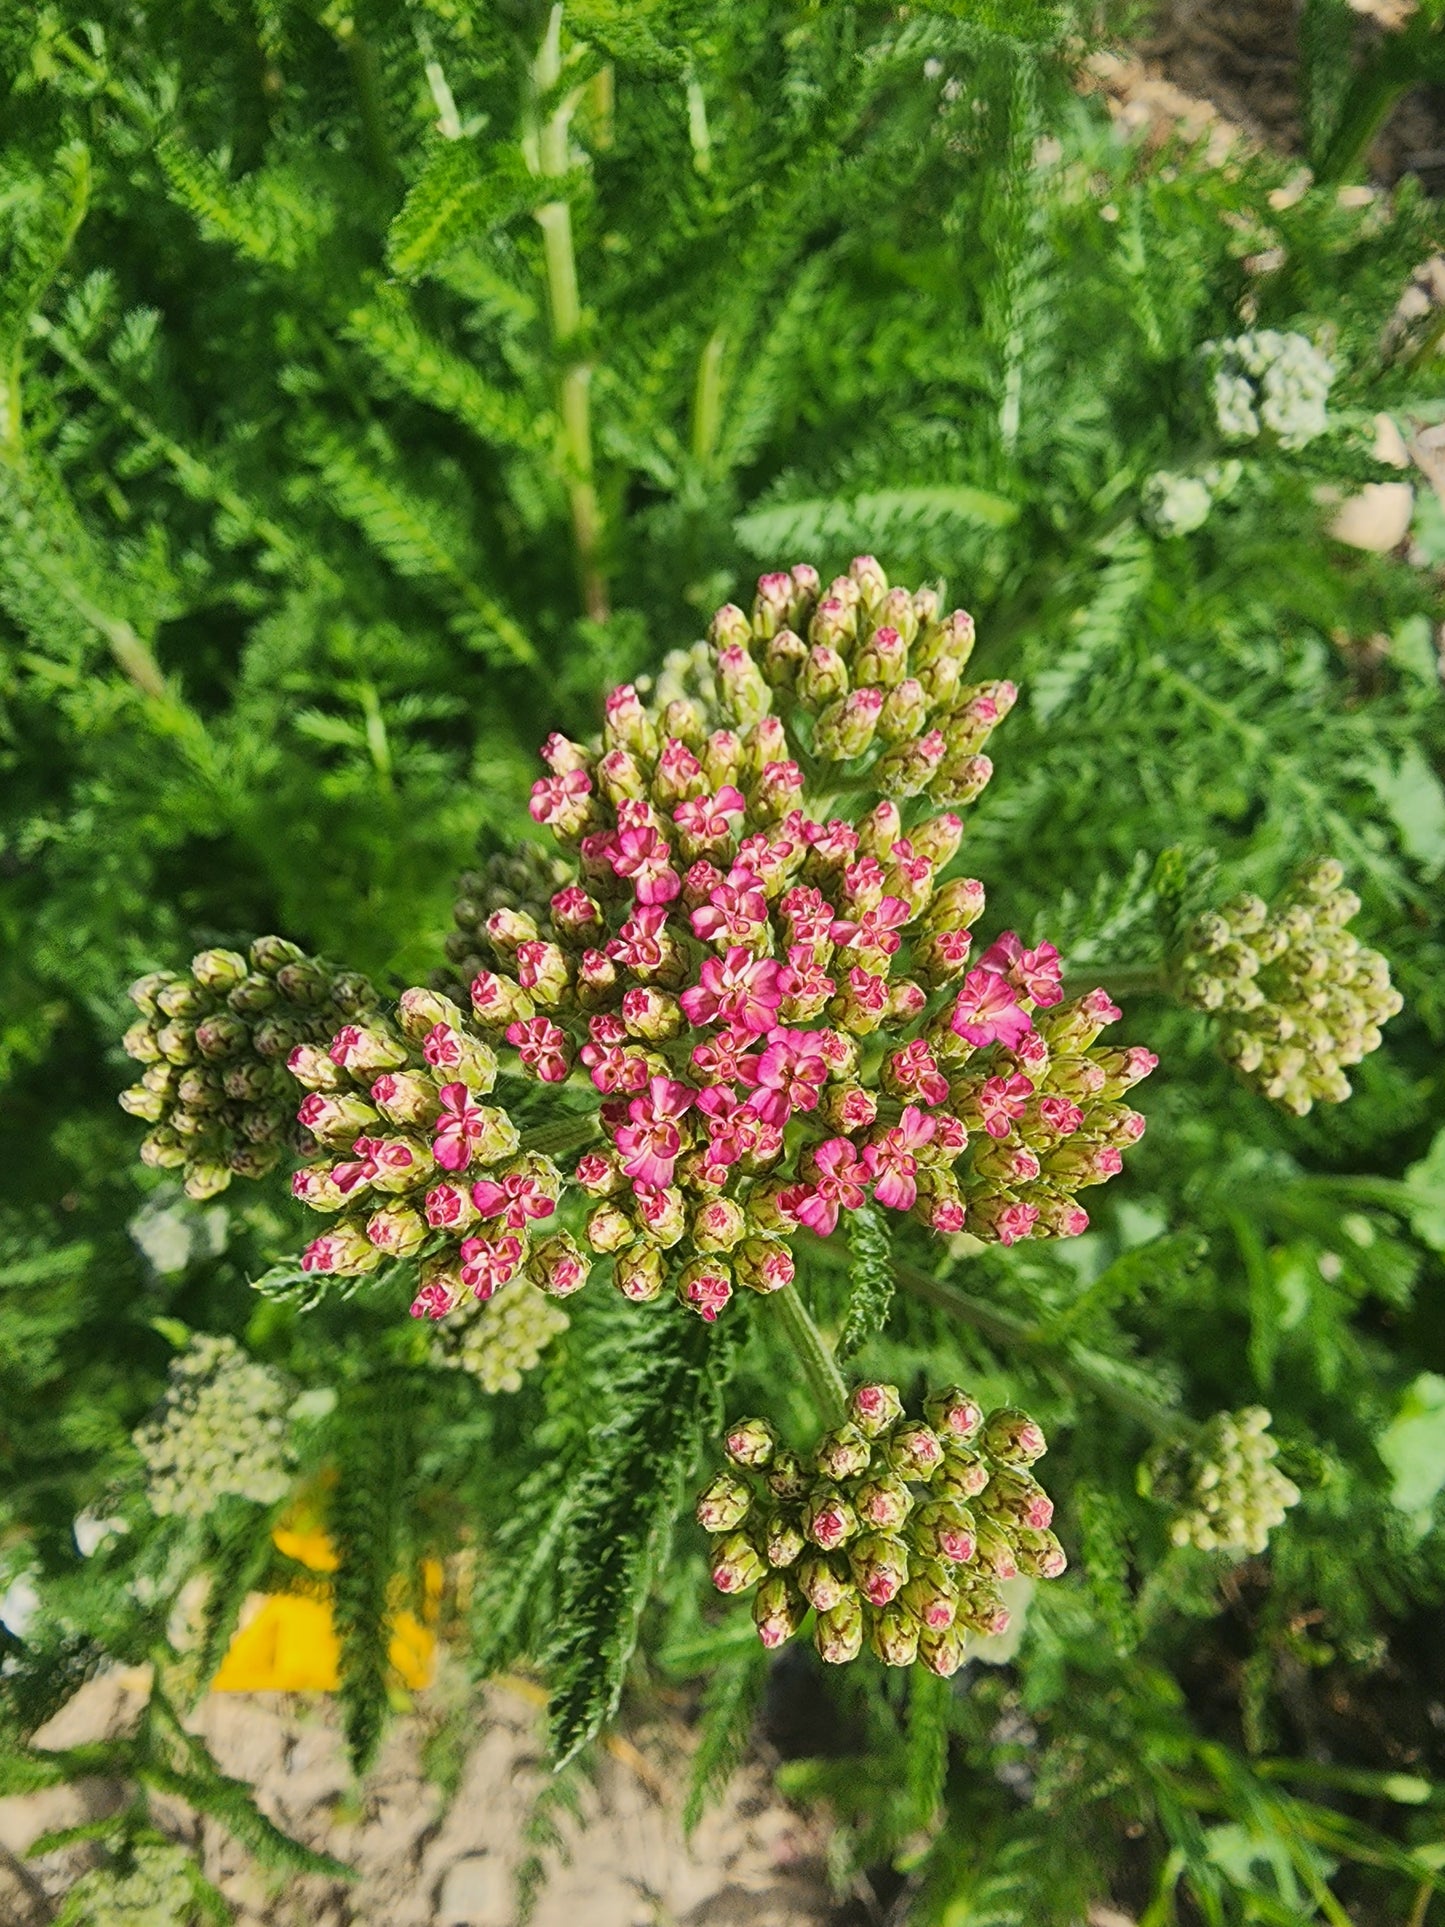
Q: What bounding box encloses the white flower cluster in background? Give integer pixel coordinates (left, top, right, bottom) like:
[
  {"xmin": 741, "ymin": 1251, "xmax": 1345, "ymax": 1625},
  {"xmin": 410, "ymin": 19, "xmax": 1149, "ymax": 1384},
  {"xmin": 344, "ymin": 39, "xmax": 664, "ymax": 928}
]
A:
[
  {"xmin": 431, "ymin": 1278, "xmax": 570, "ymax": 1393},
  {"xmin": 133, "ymin": 1333, "xmax": 292, "ymax": 1519},
  {"xmin": 1142, "ymin": 461, "xmax": 1242, "ymax": 537},
  {"xmin": 1209, "ymin": 330, "xmax": 1335, "ymax": 451}
]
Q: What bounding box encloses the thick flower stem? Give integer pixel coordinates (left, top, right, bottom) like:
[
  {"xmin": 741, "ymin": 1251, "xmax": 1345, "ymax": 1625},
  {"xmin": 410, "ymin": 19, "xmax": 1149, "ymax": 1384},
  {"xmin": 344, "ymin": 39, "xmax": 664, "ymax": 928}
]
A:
[
  {"xmin": 893, "ymin": 1260, "xmax": 1187, "ymax": 1441},
  {"xmin": 531, "ymin": 6, "xmax": 608, "ymax": 623},
  {"xmin": 768, "ymin": 1286, "xmax": 849, "ymax": 1423},
  {"xmin": 516, "ymin": 1113, "xmax": 602, "ymax": 1159}
]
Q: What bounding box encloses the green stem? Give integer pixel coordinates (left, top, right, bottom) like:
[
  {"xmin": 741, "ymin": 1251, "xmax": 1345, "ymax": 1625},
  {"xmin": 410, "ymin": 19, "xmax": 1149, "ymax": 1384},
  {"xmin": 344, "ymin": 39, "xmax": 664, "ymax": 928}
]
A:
[
  {"xmin": 768, "ymin": 1286, "xmax": 849, "ymax": 1422},
  {"xmin": 531, "ymin": 5, "xmax": 608, "ymax": 624},
  {"xmin": 517, "ymin": 1113, "xmax": 601, "ymax": 1159},
  {"xmin": 892, "ymin": 1260, "xmax": 1188, "ymax": 1441},
  {"xmin": 1064, "ymin": 962, "xmax": 1169, "ymax": 1000}
]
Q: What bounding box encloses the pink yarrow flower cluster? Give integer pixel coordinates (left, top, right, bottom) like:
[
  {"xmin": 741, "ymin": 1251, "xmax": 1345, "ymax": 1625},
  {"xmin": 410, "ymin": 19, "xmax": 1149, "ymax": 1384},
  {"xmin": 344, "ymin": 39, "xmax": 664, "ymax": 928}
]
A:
[{"xmin": 284, "ymin": 557, "xmax": 1156, "ymax": 1328}]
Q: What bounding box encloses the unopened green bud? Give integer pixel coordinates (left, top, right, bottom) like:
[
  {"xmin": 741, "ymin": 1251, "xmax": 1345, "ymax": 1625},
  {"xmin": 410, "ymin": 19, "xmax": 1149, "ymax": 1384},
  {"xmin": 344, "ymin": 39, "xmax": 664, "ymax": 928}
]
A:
[
  {"xmin": 813, "ymin": 1422, "xmax": 872, "ymax": 1481},
  {"xmin": 696, "ymin": 1472, "xmax": 752, "ymax": 1533},
  {"xmin": 764, "ymin": 1448, "xmax": 810, "ymax": 1502},
  {"xmin": 724, "ymin": 1416, "xmax": 778, "ymax": 1469},
  {"xmin": 924, "ymin": 1386, "xmax": 985, "ymax": 1443},
  {"xmin": 762, "ymin": 1509, "xmax": 807, "ymax": 1568},
  {"xmin": 849, "ymin": 1381, "xmax": 904, "ymax": 1437},
  {"xmin": 848, "ymin": 1531, "xmax": 910, "ymax": 1607},
  {"xmin": 753, "ymin": 1573, "xmax": 807, "ymax": 1649},
  {"xmin": 981, "ymin": 1407, "xmax": 1047, "ymax": 1465},
  {"xmin": 796, "ymin": 1551, "xmax": 852, "ymax": 1613},
  {"xmin": 853, "ymin": 1473, "xmax": 914, "ymax": 1532},
  {"xmin": 803, "ymin": 1485, "xmax": 860, "ymax": 1551},
  {"xmin": 918, "ymin": 1620, "xmax": 968, "ymax": 1678},
  {"xmin": 614, "ymin": 1241, "xmax": 666, "ymax": 1301},
  {"xmin": 814, "ymin": 1593, "xmax": 865, "ymax": 1665},
  {"xmin": 883, "ymin": 1423, "xmax": 945, "ymax": 1481},
  {"xmin": 868, "ymin": 1601, "xmax": 921, "ymax": 1667},
  {"xmin": 710, "ymin": 1531, "xmax": 767, "ymax": 1595}
]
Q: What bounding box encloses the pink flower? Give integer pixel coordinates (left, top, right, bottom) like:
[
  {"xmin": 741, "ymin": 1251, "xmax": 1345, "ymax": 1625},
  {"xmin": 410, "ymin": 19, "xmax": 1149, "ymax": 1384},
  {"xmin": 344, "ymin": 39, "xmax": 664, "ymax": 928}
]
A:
[
  {"xmin": 611, "ymin": 824, "xmax": 681, "ymax": 904},
  {"xmin": 734, "ymin": 830, "xmax": 802, "ymax": 893},
  {"xmin": 470, "ymin": 1169, "xmax": 557, "ymax": 1230},
  {"xmin": 505, "ymin": 1016, "xmax": 572, "ymax": 1082},
  {"xmin": 793, "ymin": 1138, "xmax": 868, "ymax": 1236},
  {"xmin": 950, "ymin": 968, "xmax": 1034, "ymax": 1050},
  {"xmin": 742, "ymin": 1029, "xmax": 830, "ymax": 1125},
  {"xmin": 458, "ymin": 1233, "xmax": 524, "ymax": 1300},
  {"xmin": 673, "ymin": 785, "xmax": 746, "ymax": 857},
  {"xmin": 841, "ymin": 855, "xmax": 886, "ymax": 909},
  {"xmin": 842, "ymin": 965, "xmax": 889, "ymax": 1017},
  {"xmin": 579, "ymin": 1037, "xmax": 650, "ymax": 1093},
  {"xmin": 615, "ymin": 1076, "xmax": 694, "ymax": 1188},
  {"xmin": 978, "ymin": 1072, "xmax": 1035, "ymax": 1138},
  {"xmin": 690, "ymin": 868, "xmax": 769, "ymax": 945},
  {"xmin": 432, "ymin": 1086, "xmax": 489, "ymax": 1171},
  {"xmin": 978, "ymin": 931, "xmax": 1064, "ymax": 1008},
  {"xmin": 550, "ymin": 885, "xmax": 602, "ymax": 939},
  {"xmin": 573, "ymin": 1150, "xmax": 617, "ymax": 1193},
  {"xmin": 331, "ymin": 1134, "xmax": 419, "ymax": 1196},
  {"xmin": 862, "ymin": 1107, "xmax": 937, "ymax": 1211},
  {"xmin": 679, "ymin": 947, "xmax": 782, "ymax": 1034},
  {"xmin": 679, "ymin": 1264, "xmax": 732, "ymax": 1322},
  {"xmin": 540, "ymin": 732, "xmax": 589, "ymax": 775},
  {"xmin": 886, "ymin": 1039, "xmax": 950, "ymax": 1107},
  {"xmin": 779, "ymin": 886, "xmax": 837, "ymax": 947},
  {"xmin": 1036, "ymin": 1094, "xmax": 1084, "ymax": 1137},
  {"xmin": 409, "ymin": 1281, "xmax": 455, "ymax": 1321},
  {"xmin": 778, "ymin": 946, "xmax": 835, "ymax": 1019},
  {"xmin": 424, "ymin": 1182, "xmax": 472, "ymax": 1229},
  {"xmin": 607, "ymin": 904, "xmax": 671, "ymax": 973},
  {"xmin": 690, "ymin": 1027, "xmax": 759, "ymax": 1086},
  {"xmin": 529, "ymin": 767, "xmax": 592, "ymax": 834},
  {"xmin": 831, "ymin": 894, "xmax": 911, "ymax": 957},
  {"xmin": 803, "ymin": 818, "xmax": 859, "ymax": 867},
  {"xmin": 422, "ymin": 1024, "xmax": 467, "ymax": 1071}
]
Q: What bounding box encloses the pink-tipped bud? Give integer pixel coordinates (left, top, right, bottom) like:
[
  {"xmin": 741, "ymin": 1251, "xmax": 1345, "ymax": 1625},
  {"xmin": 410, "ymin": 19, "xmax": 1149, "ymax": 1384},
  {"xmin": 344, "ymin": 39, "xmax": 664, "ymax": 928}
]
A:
[
  {"xmin": 696, "ymin": 1472, "xmax": 752, "ymax": 1534},
  {"xmin": 613, "ymin": 1241, "xmax": 665, "ymax": 1301},
  {"xmin": 371, "ymin": 1070, "xmax": 442, "ymax": 1130},
  {"xmin": 848, "ymin": 1532, "xmax": 910, "ymax": 1608},
  {"xmin": 878, "ymin": 678, "xmax": 927, "ymax": 743},
  {"xmin": 301, "ymin": 1221, "xmax": 381, "ymax": 1276},
  {"xmin": 910, "ymin": 1499, "xmax": 976, "ymax": 1566},
  {"xmin": 365, "ymin": 1203, "xmax": 427, "ymax": 1256},
  {"xmin": 853, "ymin": 623, "xmax": 907, "ymax": 688},
  {"xmin": 292, "ymin": 1162, "xmax": 346, "ymax": 1212},
  {"xmin": 797, "ymin": 642, "xmax": 849, "ymax": 709},
  {"xmin": 874, "ymin": 729, "xmax": 947, "ymax": 799},
  {"xmin": 762, "ymin": 626, "xmax": 807, "ymax": 689},
  {"xmin": 287, "ymin": 1043, "xmax": 345, "ymax": 1092},
  {"xmin": 749, "ymin": 758, "xmax": 805, "ymax": 823},
  {"xmin": 981, "ymin": 1408, "xmax": 1047, "ymax": 1465},
  {"xmin": 526, "ymin": 1230, "xmax": 591, "ymax": 1298},
  {"xmin": 469, "ymin": 970, "xmax": 535, "ymax": 1030},
  {"xmin": 710, "ymin": 1531, "xmax": 766, "ymax": 1596},
  {"xmin": 924, "ymin": 1387, "xmax": 985, "ymax": 1441},
  {"xmin": 713, "ymin": 600, "xmax": 755, "ymax": 648},
  {"xmin": 814, "ymin": 687, "xmax": 883, "ymax": 762},
  {"xmin": 677, "ymin": 1257, "xmax": 733, "ymax": 1322},
  {"xmin": 424, "ymin": 1181, "xmax": 477, "ymax": 1232},
  {"xmin": 966, "ymin": 1192, "xmax": 1040, "ymax": 1246},
  {"xmin": 296, "ymin": 1091, "xmax": 380, "ymax": 1144},
  {"xmin": 397, "ymin": 985, "xmax": 467, "ymax": 1041},
  {"xmin": 753, "ymin": 1575, "xmax": 806, "ymax": 1650},
  {"xmin": 853, "ymin": 1474, "xmax": 913, "ymax": 1533},
  {"xmin": 691, "ymin": 1196, "xmax": 747, "ymax": 1253},
  {"xmin": 848, "ymin": 1381, "xmax": 904, "ymax": 1438},
  {"xmin": 934, "ymin": 752, "xmax": 994, "ymax": 808},
  {"xmin": 715, "ymin": 642, "xmax": 772, "ymax": 727},
  {"xmin": 803, "ymin": 1488, "xmax": 859, "ymax": 1552},
  {"xmin": 733, "ymin": 1238, "xmax": 795, "ymax": 1295},
  {"xmin": 602, "ymin": 682, "xmax": 657, "ymax": 759},
  {"xmin": 884, "ymin": 1423, "xmax": 945, "ymax": 1481}
]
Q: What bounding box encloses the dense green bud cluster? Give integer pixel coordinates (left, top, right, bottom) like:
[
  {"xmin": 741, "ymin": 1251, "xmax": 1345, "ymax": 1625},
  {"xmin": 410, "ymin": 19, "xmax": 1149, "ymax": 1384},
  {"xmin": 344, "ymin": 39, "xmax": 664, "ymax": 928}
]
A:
[
  {"xmin": 119, "ymin": 940, "xmax": 379, "ymax": 1199},
  {"xmin": 132, "ymin": 1334, "xmax": 293, "ymax": 1520},
  {"xmin": 1144, "ymin": 1407, "xmax": 1301, "ymax": 1557},
  {"xmin": 59, "ymin": 1842, "xmax": 202, "ymax": 1927},
  {"xmin": 1141, "ymin": 461, "xmax": 1241, "ymax": 537},
  {"xmin": 436, "ymin": 842, "xmax": 576, "ymax": 1003},
  {"xmin": 698, "ymin": 1382, "xmax": 1064, "ymax": 1673},
  {"xmin": 430, "ymin": 1277, "xmax": 571, "ymax": 1393},
  {"xmin": 1175, "ymin": 860, "xmax": 1401, "ymax": 1114},
  {"xmin": 1208, "ymin": 330, "xmax": 1334, "ymax": 450}
]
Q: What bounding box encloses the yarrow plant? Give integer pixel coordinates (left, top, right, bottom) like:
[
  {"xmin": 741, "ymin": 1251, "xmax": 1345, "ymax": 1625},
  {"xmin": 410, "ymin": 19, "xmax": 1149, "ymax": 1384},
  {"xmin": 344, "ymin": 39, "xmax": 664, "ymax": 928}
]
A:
[
  {"xmin": 132, "ymin": 1334, "xmax": 293, "ymax": 1519},
  {"xmin": 1143, "ymin": 1408, "xmax": 1302, "ymax": 1558},
  {"xmin": 1207, "ymin": 329, "xmax": 1336, "ymax": 451},
  {"xmin": 235, "ymin": 558, "xmax": 1159, "ymax": 1327}
]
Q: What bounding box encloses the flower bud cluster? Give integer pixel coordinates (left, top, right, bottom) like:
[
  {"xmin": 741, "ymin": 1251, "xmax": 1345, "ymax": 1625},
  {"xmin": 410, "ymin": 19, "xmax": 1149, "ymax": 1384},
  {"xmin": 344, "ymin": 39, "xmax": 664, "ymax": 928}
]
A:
[
  {"xmin": 1144, "ymin": 1407, "xmax": 1301, "ymax": 1557},
  {"xmin": 436, "ymin": 841, "xmax": 576, "ymax": 1003},
  {"xmin": 63, "ymin": 1841, "xmax": 202, "ymax": 1926},
  {"xmin": 119, "ymin": 940, "xmax": 379, "ymax": 1200},
  {"xmin": 504, "ymin": 556, "xmax": 1154, "ymax": 1320},
  {"xmin": 697, "ymin": 1383, "xmax": 1065, "ymax": 1673},
  {"xmin": 1208, "ymin": 329, "xmax": 1334, "ymax": 451},
  {"xmin": 430, "ymin": 1277, "xmax": 571, "ymax": 1393},
  {"xmin": 285, "ymin": 983, "xmax": 582, "ymax": 1315},
  {"xmin": 1176, "ymin": 860, "xmax": 1401, "ymax": 1115},
  {"xmin": 133, "ymin": 1334, "xmax": 292, "ymax": 1520}
]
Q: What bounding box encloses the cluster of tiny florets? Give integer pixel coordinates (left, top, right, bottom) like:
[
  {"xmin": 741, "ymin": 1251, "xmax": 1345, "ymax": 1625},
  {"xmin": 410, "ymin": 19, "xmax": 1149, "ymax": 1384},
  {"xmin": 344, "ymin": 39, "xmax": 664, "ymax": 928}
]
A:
[
  {"xmin": 126, "ymin": 560, "xmax": 1156, "ymax": 1334},
  {"xmin": 697, "ymin": 1383, "xmax": 1064, "ymax": 1673},
  {"xmin": 61, "ymin": 1841, "xmax": 203, "ymax": 1926},
  {"xmin": 1176, "ymin": 860, "xmax": 1401, "ymax": 1114},
  {"xmin": 120, "ymin": 940, "xmax": 378, "ymax": 1200},
  {"xmin": 429, "ymin": 1277, "xmax": 570, "ymax": 1392},
  {"xmin": 1144, "ymin": 1407, "xmax": 1301, "ymax": 1557},
  {"xmin": 1208, "ymin": 329, "xmax": 1334, "ymax": 451},
  {"xmin": 132, "ymin": 1334, "xmax": 292, "ymax": 1519},
  {"xmin": 1141, "ymin": 460, "xmax": 1241, "ymax": 538}
]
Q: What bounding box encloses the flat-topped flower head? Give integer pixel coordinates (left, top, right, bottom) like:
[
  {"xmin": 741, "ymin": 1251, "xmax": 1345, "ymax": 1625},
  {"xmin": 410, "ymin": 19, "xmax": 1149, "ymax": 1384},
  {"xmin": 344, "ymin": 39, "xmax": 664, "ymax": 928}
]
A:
[{"xmin": 141, "ymin": 558, "xmax": 1157, "ymax": 1334}]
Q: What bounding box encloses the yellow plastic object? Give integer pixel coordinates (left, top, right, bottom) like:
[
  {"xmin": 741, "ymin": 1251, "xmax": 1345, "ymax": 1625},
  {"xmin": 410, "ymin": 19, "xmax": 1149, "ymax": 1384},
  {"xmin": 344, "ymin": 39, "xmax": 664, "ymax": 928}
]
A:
[{"xmin": 210, "ymin": 1529, "xmax": 442, "ymax": 1692}]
